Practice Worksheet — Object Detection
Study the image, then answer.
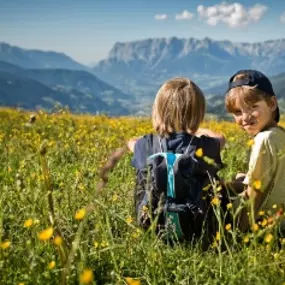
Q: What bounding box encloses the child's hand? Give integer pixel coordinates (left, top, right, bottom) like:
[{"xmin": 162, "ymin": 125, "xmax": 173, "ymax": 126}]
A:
[
  {"xmin": 235, "ymin": 173, "xmax": 246, "ymax": 181},
  {"xmin": 194, "ymin": 128, "xmax": 226, "ymax": 150},
  {"xmin": 127, "ymin": 138, "xmax": 139, "ymax": 152}
]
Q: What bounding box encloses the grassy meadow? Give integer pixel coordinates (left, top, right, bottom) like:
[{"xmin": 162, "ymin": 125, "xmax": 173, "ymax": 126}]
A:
[{"xmin": 1, "ymin": 108, "xmax": 285, "ymax": 285}]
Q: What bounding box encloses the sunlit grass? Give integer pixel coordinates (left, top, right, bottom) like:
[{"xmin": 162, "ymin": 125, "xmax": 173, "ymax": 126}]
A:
[{"xmin": 1, "ymin": 108, "xmax": 285, "ymax": 284}]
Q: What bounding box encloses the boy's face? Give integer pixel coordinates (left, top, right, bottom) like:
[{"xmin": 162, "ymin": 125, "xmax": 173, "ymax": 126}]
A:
[{"xmin": 231, "ymin": 97, "xmax": 277, "ymax": 136}]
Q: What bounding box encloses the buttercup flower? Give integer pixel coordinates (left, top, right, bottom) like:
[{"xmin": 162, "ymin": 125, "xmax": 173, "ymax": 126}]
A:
[
  {"xmin": 226, "ymin": 203, "xmax": 233, "ymax": 210},
  {"xmin": 252, "ymin": 223, "xmax": 259, "ymax": 232},
  {"xmin": 75, "ymin": 208, "xmax": 86, "ymax": 220},
  {"xmin": 38, "ymin": 227, "xmax": 53, "ymax": 241},
  {"xmin": 247, "ymin": 139, "xmax": 254, "ymax": 147},
  {"xmin": 126, "ymin": 216, "xmax": 133, "ymax": 224},
  {"xmin": 264, "ymin": 233, "xmax": 273, "ymax": 243},
  {"xmin": 80, "ymin": 269, "xmax": 94, "ymax": 284},
  {"xmin": 54, "ymin": 236, "xmax": 63, "ymax": 246},
  {"xmin": 125, "ymin": 277, "xmax": 141, "ymax": 285},
  {"xmin": 48, "ymin": 261, "xmax": 56, "ymax": 269},
  {"xmin": 252, "ymin": 180, "xmax": 262, "ymax": 190},
  {"xmin": 243, "ymin": 236, "xmax": 250, "ymax": 243},
  {"xmin": 211, "ymin": 197, "xmax": 220, "ymax": 206},
  {"xmin": 225, "ymin": 224, "xmax": 232, "ymax": 231},
  {"xmin": 195, "ymin": 148, "xmax": 203, "ymax": 157},
  {"xmin": 215, "ymin": 232, "xmax": 221, "ymax": 241},
  {"xmin": 0, "ymin": 240, "xmax": 11, "ymax": 250},
  {"xmin": 24, "ymin": 218, "xmax": 33, "ymax": 228}
]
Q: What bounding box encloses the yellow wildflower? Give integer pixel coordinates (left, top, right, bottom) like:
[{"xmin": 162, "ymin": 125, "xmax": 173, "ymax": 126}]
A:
[
  {"xmin": 18, "ymin": 283, "xmax": 25, "ymax": 285},
  {"xmin": 75, "ymin": 208, "xmax": 86, "ymax": 220},
  {"xmin": 226, "ymin": 203, "xmax": 233, "ymax": 210},
  {"xmin": 273, "ymin": 253, "xmax": 280, "ymax": 260},
  {"xmin": 126, "ymin": 216, "xmax": 133, "ymax": 224},
  {"xmin": 101, "ymin": 241, "xmax": 108, "ymax": 248},
  {"xmin": 215, "ymin": 231, "xmax": 221, "ymax": 241},
  {"xmin": 0, "ymin": 240, "xmax": 11, "ymax": 250},
  {"xmin": 264, "ymin": 233, "xmax": 273, "ymax": 243},
  {"xmin": 94, "ymin": 241, "xmax": 99, "ymax": 248},
  {"xmin": 80, "ymin": 269, "xmax": 94, "ymax": 284},
  {"xmin": 54, "ymin": 236, "xmax": 63, "ymax": 246},
  {"xmin": 195, "ymin": 148, "xmax": 203, "ymax": 157},
  {"xmin": 24, "ymin": 218, "xmax": 33, "ymax": 228},
  {"xmin": 252, "ymin": 180, "xmax": 262, "ymax": 190},
  {"xmin": 225, "ymin": 224, "xmax": 232, "ymax": 231},
  {"xmin": 243, "ymin": 236, "xmax": 250, "ymax": 243},
  {"xmin": 211, "ymin": 197, "xmax": 220, "ymax": 206},
  {"xmin": 112, "ymin": 194, "xmax": 118, "ymax": 202},
  {"xmin": 125, "ymin": 277, "xmax": 141, "ymax": 285},
  {"xmin": 261, "ymin": 219, "xmax": 268, "ymax": 227},
  {"xmin": 252, "ymin": 223, "xmax": 259, "ymax": 232},
  {"xmin": 48, "ymin": 261, "xmax": 56, "ymax": 269},
  {"xmin": 247, "ymin": 139, "xmax": 254, "ymax": 147},
  {"xmin": 258, "ymin": 210, "xmax": 265, "ymax": 216},
  {"xmin": 38, "ymin": 227, "xmax": 53, "ymax": 241},
  {"xmin": 272, "ymin": 204, "xmax": 277, "ymax": 209},
  {"xmin": 132, "ymin": 229, "xmax": 141, "ymax": 239}
]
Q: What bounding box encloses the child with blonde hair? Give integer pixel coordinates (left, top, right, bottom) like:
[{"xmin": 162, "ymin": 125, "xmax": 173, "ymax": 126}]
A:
[
  {"xmin": 225, "ymin": 69, "xmax": 285, "ymax": 231},
  {"xmin": 129, "ymin": 77, "xmax": 225, "ymax": 242}
]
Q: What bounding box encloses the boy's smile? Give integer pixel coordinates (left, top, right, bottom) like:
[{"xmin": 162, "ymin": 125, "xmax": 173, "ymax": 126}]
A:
[{"xmin": 232, "ymin": 98, "xmax": 277, "ymax": 136}]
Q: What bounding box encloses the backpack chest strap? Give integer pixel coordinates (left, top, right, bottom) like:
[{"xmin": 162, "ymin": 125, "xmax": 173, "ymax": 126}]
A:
[{"xmin": 148, "ymin": 152, "xmax": 183, "ymax": 238}]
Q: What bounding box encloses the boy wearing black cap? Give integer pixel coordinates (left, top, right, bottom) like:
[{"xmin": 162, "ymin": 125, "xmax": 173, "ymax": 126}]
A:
[{"xmin": 225, "ymin": 69, "xmax": 285, "ymax": 231}]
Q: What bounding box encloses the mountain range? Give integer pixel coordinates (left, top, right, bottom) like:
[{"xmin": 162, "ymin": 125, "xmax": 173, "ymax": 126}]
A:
[
  {"xmin": 92, "ymin": 37, "xmax": 285, "ymax": 96},
  {"xmin": 0, "ymin": 42, "xmax": 87, "ymax": 71},
  {"xmin": 0, "ymin": 39, "xmax": 285, "ymax": 116}
]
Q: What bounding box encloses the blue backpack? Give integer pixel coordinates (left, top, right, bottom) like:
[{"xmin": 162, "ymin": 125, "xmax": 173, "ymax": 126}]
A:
[{"xmin": 135, "ymin": 134, "xmax": 220, "ymax": 242}]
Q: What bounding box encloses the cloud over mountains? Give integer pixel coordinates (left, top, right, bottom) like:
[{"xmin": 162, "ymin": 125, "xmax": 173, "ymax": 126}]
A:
[
  {"xmin": 197, "ymin": 3, "xmax": 268, "ymax": 28},
  {"xmin": 175, "ymin": 10, "xmax": 194, "ymax": 20},
  {"xmin": 154, "ymin": 2, "xmax": 274, "ymax": 27}
]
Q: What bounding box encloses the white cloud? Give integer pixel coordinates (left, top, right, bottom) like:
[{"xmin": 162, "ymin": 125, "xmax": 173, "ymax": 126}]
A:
[
  {"xmin": 281, "ymin": 11, "xmax": 285, "ymax": 23},
  {"xmin": 175, "ymin": 10, "xmax": 194, "ymax": 20},
  {"xmin": 197, "ymin": 2, "xmax": 268, "ymax": 28},
  {"xmin": 154, "ymin": 14, "xmax": 167, "ymax": 20}
]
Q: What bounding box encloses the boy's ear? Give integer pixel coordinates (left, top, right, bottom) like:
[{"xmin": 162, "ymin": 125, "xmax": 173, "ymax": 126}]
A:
[{"xmin": 269, "ymin": 96, "xmax": 278, "ymax": 111}]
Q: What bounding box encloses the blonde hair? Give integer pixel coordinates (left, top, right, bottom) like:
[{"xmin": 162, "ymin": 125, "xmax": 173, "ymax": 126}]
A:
[
  {"xmin": 152, "ymin": 77, "xmax": 205, "ymax": 136},
  {"xmin": 225, "ymin": 73, "xmax": 275, "ymax": 113}
]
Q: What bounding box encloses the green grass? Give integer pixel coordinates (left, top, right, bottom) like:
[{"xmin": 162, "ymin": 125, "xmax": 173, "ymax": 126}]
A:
[{"xmin": 1, "ymin": 108, "xmax": 285, "ymax": 285}]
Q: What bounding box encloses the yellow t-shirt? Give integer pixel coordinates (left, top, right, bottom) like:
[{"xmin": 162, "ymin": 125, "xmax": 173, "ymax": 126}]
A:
[{"xmin": 243, "ymin": 126, "xmax": 285, "ymax": 209}]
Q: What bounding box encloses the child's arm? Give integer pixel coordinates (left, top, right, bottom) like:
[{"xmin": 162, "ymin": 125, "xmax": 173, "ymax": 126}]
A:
[
  {"xmin": 194, "ymin": 128, "xmax": 226, "ymax": 150},
  {"xmin": 127, "ymin": 138, "xmax": 138, "ymax": 153},
  {"xmin": 127, "ymin": 137, "xmax": 142, "ymax": 153}
]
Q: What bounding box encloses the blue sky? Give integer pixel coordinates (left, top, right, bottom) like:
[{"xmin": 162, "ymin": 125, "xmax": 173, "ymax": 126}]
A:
[{"xmin": 1, "ymin": 0, "xmax": 285, "ymax": 64}]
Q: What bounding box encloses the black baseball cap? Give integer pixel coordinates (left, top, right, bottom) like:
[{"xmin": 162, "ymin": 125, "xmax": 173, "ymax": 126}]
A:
[{"xmin": 227, "ymin": 69, "xmax": 280, "ymax": 122}]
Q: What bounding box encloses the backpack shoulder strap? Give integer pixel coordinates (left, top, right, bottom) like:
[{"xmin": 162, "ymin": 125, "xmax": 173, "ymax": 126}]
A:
[
  {"xmin": 147, "ymin": 134, "xmax": 167, "ymax": 154},
  {"xmin": 184, "ymin": 135, "xmax": 195, "ymax": 154},
  {"xmin": 160, "ymin": 137, "xmax": 168, "ymax": 152}
]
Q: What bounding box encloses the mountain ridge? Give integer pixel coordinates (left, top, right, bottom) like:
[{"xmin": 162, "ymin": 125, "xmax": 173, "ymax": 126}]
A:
[
  {"xmin": 93, "ymin": 37, "xmax": 285, "ymax": 96},
  {"xmin": 0, "ymin": 42, "xmax": 88, "ymax": 71}
]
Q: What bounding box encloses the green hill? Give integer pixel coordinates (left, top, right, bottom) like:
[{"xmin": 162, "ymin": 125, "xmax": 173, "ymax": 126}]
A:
[{"xmin": 0, "ymin": 61, "xmax": 130, "ymax": 115}]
